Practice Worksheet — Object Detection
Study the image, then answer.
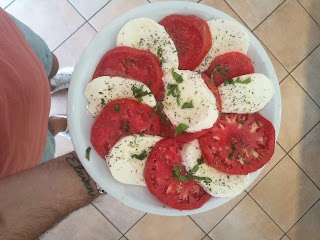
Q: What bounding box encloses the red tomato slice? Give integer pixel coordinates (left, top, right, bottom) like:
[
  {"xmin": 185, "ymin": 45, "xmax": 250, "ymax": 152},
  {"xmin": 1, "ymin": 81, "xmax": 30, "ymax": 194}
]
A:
[
  {"xmin": 204, "ymin": 52, "xmax": 254, "ymax": 87},
  {"xmin": 144, "ymin": 138, "xmax": 211, "ymax": 210},
  {"xmin": 91, "ymin": 98, "xmax": 161, "ymax": 159},
  {"xmin": 160, "ymin": 15, "xmax": 212, "ymax": 70},
  {"xmin": 92, "ymin": 46, "xmax": 164, "ymax": 101},
  {"xmin": 199, "ymin": 113, "xmax": 275, "ymax": 175}
]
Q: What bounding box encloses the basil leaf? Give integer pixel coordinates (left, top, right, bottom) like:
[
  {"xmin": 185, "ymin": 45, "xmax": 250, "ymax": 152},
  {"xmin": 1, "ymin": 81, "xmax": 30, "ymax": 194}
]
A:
[
  {"xmin": 172, "ymin": 165, "xmax": 188, "ymax": 182},
  {"xmin": 181, "ymin": 100, "xmax": 193, "ymax": 109},
  {"xmin": 197, "ymin": 156, "xmax": 204, "ymax": 165},
  {"xmin": 151, "ymin": 101, "xmax": 161, "ymax": 117},
  {"xmin": 241, "ymin": 77, "xmax": 252, "ymax": 84},
  {"xmin": 243, "ymin": 160, "xmax": 251, "ymax": 164},
  {"xmin": 114, "ymin": 103, "xmax": 120, "ymax": 113},
  {"xmin": 131, "ymin": 150, "xmax": 148, "ymax": 160},
  {"xmin": 167, "ymin": 83, "xmax": 181, "ymax": 105},
  {"xmin": 228, "ymin": 153, "xmax": 233, "ymax": 160},
  {"xmin": 86, "ymin": 147, "xmax": 91, "ymax": 161},
  {"xmin": 238, "ymin": 119, "xmax": 245, "ymax": 125},
  {"xmin": 174, "ymin": 123, "xmax": 188, "ymax": 136},
  {"xmin": 171, "ymin": 70, "xmax": 183, "ymax": 83},
  {"xmin": 131, "ymin": 84, "xmax": 152, "ymax": 102}
]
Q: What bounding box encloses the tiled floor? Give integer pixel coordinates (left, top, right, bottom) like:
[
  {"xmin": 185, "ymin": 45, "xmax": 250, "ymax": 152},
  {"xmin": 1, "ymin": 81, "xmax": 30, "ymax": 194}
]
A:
[{"xmin": 4, "ymin": 0, "xmax": 320, "ymax": 239}]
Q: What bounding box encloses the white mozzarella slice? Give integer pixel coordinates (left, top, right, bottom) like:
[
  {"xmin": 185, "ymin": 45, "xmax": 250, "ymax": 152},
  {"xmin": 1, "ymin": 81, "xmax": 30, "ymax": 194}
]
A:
[
  {"xmin": 196, "ymin": 19, "xmax": 250, "ymax": 72},
  {"xmin": 181, "ymin": 140, "xmax": 250, "ymax": 197},
  {"xmin": 116, "ymin": 18, "xmax": 179, "ymax": 72},
  {"xmin": 162, "ymin": 69, "xmax": 218, "ymax": 133},
  {"xmin": 84, "ymin": 76, "xmax": 156, "ymax": 116},
  {"xmin": 219, "ymin": 73, "xmax": 274, "ymax": 114},
  {"xmin": 107, "ymin": 134, "xmax": 163, "ymax": 186}
]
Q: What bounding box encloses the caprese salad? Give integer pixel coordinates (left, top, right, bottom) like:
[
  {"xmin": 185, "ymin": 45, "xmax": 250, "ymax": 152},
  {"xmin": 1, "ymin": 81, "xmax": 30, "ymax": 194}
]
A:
[{"xmin": 84, "ymin": 14, "xmax": 275, "ymax": 210}]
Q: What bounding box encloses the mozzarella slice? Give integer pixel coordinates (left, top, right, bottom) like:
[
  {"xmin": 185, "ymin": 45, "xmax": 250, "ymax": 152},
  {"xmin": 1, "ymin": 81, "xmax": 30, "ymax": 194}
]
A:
[
  {"xmin": 84, "ymin": 76, "xmax": 156, "ymax": 116},
  {"xmin": 181, "ymin": 140, "xmax": 250, "ymax": 197},
  {"xmin": 219, "ymin": 73, "xmax": 274, "ymax": 114},
  {"xmin": 116, "ymin": 18, "xmax": 179, "ymax": 72},
  {"xmin": 162, "ymin": 69, "xmax": 218, "ymax": 133},
  {"xmin": 107, "ymin": 135, "xmax": 163, "ymax": 186},
  {"xmin": 196, "ymin": 19, "xmax": 250, "ymax": 72}
]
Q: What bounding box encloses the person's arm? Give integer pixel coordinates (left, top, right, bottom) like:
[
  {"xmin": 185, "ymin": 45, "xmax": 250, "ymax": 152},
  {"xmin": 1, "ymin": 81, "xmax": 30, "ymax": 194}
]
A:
[{"xmin": 0, "ymin": 151, "xmax": 99, "ymax": 240}]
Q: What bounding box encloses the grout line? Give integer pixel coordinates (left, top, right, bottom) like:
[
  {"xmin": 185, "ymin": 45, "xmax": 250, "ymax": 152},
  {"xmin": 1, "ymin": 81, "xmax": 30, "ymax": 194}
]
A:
[
  {"xmin": 91, "ymin": 203, "xmax": 124, "ymax": 235},
  {"xmin": 288, "ymin": 43, "xmax": 320, "ymax": 75},
  {"xmin": 287, "ymin": 154, "xmax": 320, "ymax": 191},
  {"xmin": 4, "ymin": 0, "xmax": 16, "ymax": 9},
  {"xmin": 201, "ymin": 234, "xmax": 212, "ymax": 240},
  {"xmin": 123, "ymin": 213, "xmax": 147, "ymax": 235},
  {"xmin": 248, "ymin": 194, "xmax": 286, "ymax": 233},
  {"xmin": 205, "ymin": 192, "xmax": 248, "ymax": 234},
  {"xmin": 86, "ymin": 0, "xmax": 113, "ymax": 23},
  {"xmin": 286, "ymin": 120, "xmax": 320, "ymax": 154},
  {"xmin": 285, "ymin": 197, "xmax": 320, "ymax": 236},
  {"xmin": 188, "ymin": 215, "xmax": 207, "ymax": 235},
  {"xmin": 252, "ymin": 0, "xmax": 286, "ymax": 32},
  {"xmin": 66, "ymin": 0, "xmax": 87, "ymax": 22},
  {"xmin": 223, "ymin": 0, "xmax": 250, "ymax": 29},
  {"xmin": 52, "ymin": 22, "xmax": 86, "ymax": 52},
  {"xmin": 297, "ymin": 0, "xmax": 320, "ymax": 28},
  {"xmin": 290, "ymin": 73, "xmax": 320, "ymax": 109},
  {"xmin": 277, "ymin": 142, "xmax": 288, "ymax": 154},
  {"xmin": 248, "ymin": 154, "xmax": 288, "ymax": 194}
]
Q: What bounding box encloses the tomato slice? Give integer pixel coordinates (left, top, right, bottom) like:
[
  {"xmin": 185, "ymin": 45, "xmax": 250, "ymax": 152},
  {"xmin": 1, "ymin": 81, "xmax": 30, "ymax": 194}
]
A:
[
  {"xmin": 92, "ymin": 46, "xmax": 164, "ymax": 101},
  {"xmin": 204, "ymin": 52, "xmax": 254, "ymax": 87},
  {"xmin": 91, "ymin": 98, "xmax": 161, "ymax": 159},
  {"xmin": 144, "ymin": 138, "xmax": 211, "ymax": 210},
  {"xmin": 160, "ymin": 15, "xmax": 212, "ymax": 70},
  {"xmin": 199, "ymin": 113, "xmax": 275, "ymax": 175}
]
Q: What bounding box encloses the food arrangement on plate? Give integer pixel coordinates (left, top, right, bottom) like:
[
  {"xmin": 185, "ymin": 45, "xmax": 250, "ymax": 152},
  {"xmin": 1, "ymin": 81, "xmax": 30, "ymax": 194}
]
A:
[{"xmin": 83, "ymin": 13, "xmax": 276, "ymax": 211}]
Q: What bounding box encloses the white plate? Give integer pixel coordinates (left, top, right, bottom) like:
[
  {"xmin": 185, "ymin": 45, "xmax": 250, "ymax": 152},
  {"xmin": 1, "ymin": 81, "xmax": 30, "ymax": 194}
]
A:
[{"xmin": 68, "ymin": 1, "xmax": 281, "ymax": 216}]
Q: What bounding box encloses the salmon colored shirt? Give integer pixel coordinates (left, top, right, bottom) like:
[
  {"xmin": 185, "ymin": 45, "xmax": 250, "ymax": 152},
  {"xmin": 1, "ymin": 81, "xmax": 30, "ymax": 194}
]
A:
[{"xmin": 0, "ymin": 8, "xmax": 50, "ymax": 178}]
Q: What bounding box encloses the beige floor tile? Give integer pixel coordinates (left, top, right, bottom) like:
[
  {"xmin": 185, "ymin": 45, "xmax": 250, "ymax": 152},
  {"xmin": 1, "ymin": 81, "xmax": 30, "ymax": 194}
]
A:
[
  {"xmin": 254, "ymin": 0, "xmax": 320, "ymax": 71},
  {"xmin": 190, "ymin": 192, "xmax": 246, "ymax": 233},
  {"xmin": 246, "ymin": 143, "xmax": 286, "ymax": 191},
  {"xmin": 208, "ymin": 195, "xmax": 283, "ymax": 240},
  {"xmin": 0, "ymin": 0, "xmax": 14, "ymax": 8},
  {"xmin": 68, "ymin": 0, "xmax": 111, "ymax": 19},
  {"xmin": 299, "ymin": 0, "xmax": 320, "ymax": 25},
  {"xmin": 292, "ymin": 45, "xmax": 320, "ymax": 106},
  {"xmin": 200, "ymin": 0, "xmax": 246, "ymax": 26},
  {"xmin": 281, "ymin": 235, "xmax": 291, "ymax": 240},
  {"xmin": 202, "ymin": 236, "xmax": 211, "ymax": 240},
  {"xmin": 54, "ymin": 23, "xmax": 97, "ymax": 68},
  {"xmin": 250, "ymin": 156, "xmax": 320, "ymax": 231},
  {"xmin": 89, "ymin": 0, "xmax": 149, "ymax": 32},
  {"xmin": 93, "ymin": 195, "xmax": 145, "ymax": 234},
  {"xmin": 6, "ymin": 0, "xmax": 85, "ymax": 50},
  {"xmin": 41, "ymin": 204, "xmax": 122, "ymax": 240},
  {"xmin": 120, "ymin": 237, "xmax": 128, "ymax": 240},
  {"xmin": 288, "ymin": 200, "xmax": 320, "ymax": 240},
  {"xmin": 277, "ymin": 75, "xmax": 320, "ymax": 151},
  {"xmin": 126, "ymin": 214, "xmax": 205, "ymax": 240},
  {"xmin": 150, "ymin": 0, "xmax": 199, "ymax": 2},
  {"xmin": 289, "ymin": 123, "xmax": 320, "ymax": 188},
  {"xmin": 226, "ymin": 0, "xmax": 284, "ymax": 29},
  {"xmin": 262, "ymin": 42, "xmax": 289, "ymax": 82}
]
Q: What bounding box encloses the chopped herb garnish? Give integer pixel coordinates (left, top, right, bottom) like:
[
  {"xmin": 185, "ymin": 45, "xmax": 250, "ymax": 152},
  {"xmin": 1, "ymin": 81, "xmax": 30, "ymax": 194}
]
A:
[
  {"xmin": 181, "ymin": 100, "xmax": 194, "ymax": 109},
  {"xmin": 171, "ymin": 70, "xmax": 183, "ymax": 83},
  {"xmin": 238, "ymin": 119, "xmax": 245, "ymax": 125},
  {"xmin": 157, "ymin": 47, "xmax": 166, "ymax": 66},
  {"xmin": 157, "ymin": 110, "xmax": 169, "ymax": 126},
  {"xmin": 86, "ymin": 147, "xmax": 91, "ymax": 161},
  {"xmin": 131, "ymin": 84, "xmax": 152, "ymax": 102},
  {"xmin": 120, "ymin": 120, "xmax": 130, "ymax": 133},
  {"xmin": 174, "ymin": 123, "xmax": 188, "ymax": 136},
  {"xmin": 114, "ymin": 103, "xmax": 120, "ymax": 113},
  {"xmin": 228, "ymin": 153, "xmax": 233, "ymax": 160},
  {"xmin": 224, "ymin": 77, "xmax": 252, "ymax": 86},
  {"xmin": 231, "ymin": 144, "xmax": 236, "ymax": 151},
  {"xmin": 131, "ymin": 150, "xmax": 148, "ymax": 160},
  {"xmin": 167, "ymin": 83, "xmax": 181, "ymax": 105},
  {"xmin": 98, "ymin": 92, "xmax": 103, "ymax": 95},
  {"xmin": 210, "ymin": 64, "xmax": 229, "ymax": 84},
  {"xmin": 100, "ymin": 98, "xmax": 106, "ymax": 106},
  {"xmin": 243, "ymin": 159, "xmax": 251, "ymax": 164},
  {"xmin": 197, "ymin": 156, "xmax": 204, "ymax": 165},
  {"xmin": 151, "ymin": 101, "xmax": 161, "ymax": 117},
  {"xmin": 172, "ymin": 166, "xmax": 188, "ymax": 182}
]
